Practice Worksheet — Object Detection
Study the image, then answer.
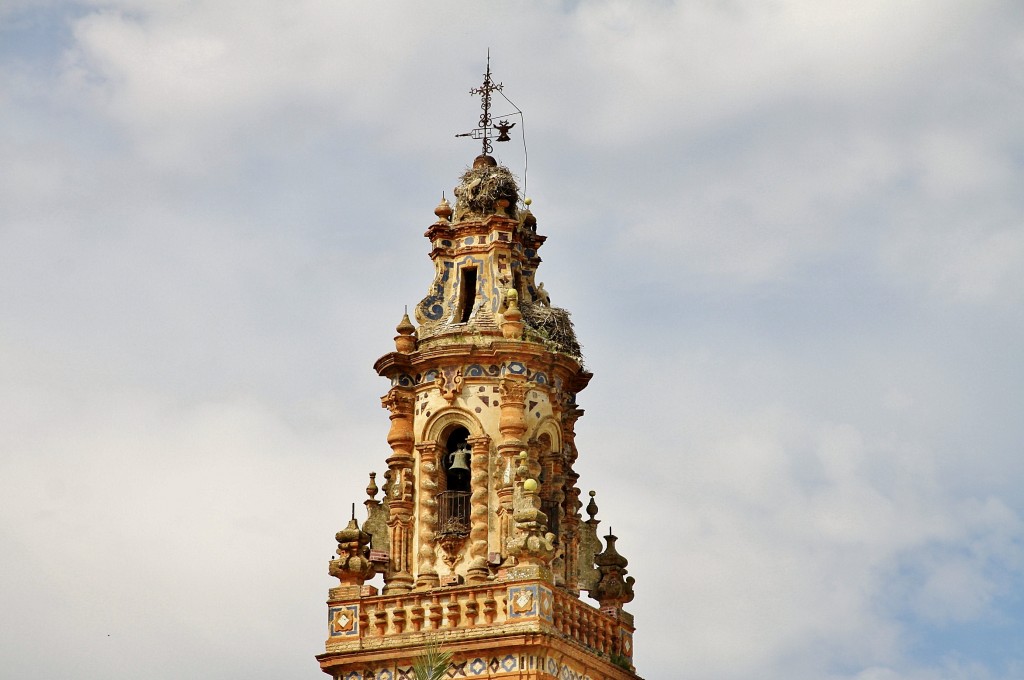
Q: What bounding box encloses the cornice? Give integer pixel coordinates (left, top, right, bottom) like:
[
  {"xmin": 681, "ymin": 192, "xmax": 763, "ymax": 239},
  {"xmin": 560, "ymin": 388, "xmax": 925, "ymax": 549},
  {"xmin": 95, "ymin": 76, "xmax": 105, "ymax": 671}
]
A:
[{"xmin": 374, "ymin": 342, "xmax": 591, "ymax": 393}]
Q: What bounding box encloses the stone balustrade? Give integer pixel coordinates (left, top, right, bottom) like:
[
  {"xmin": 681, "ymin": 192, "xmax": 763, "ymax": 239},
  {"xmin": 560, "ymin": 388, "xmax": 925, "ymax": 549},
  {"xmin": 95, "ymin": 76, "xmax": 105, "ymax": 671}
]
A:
[{"xmin": 325, "ymin": 580, "xmax": 633, "ymax": 667}]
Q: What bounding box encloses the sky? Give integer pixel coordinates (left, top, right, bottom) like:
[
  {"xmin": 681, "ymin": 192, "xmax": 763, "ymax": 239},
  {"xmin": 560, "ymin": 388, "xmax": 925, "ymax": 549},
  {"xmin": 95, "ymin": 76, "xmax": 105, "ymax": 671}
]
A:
[{"xmin": 1, "ymin": 1, "xmax": 1023, "ymax": 679}]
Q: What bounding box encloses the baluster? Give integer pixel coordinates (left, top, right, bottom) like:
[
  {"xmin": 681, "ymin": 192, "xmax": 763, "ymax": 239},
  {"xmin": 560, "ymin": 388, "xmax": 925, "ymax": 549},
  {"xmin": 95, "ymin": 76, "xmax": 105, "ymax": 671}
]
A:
[
  {"xmin": 410, "ymin": 603, "xmax": 425, "ymax": 632},
  {"xmin": 482, "ymin": 589, "xmax": 497, "ymax": 625},
  {"xmin": 392, "ymin": 602, "xmax": 406, "ymax": 634},
  {"xmin": 373, "ymin": 606, "xmax": 388, "ymax": 636},
  {"xmin": 445, "ymin": 592, "xmax": 461, "ymax": 629},
  {"xmin": 428, "ymin": 594, "xmax": 443, "ymax": 630},
  {"xmin": 464, "ymin": 590, "xmax": 479, "ymax": 627},
  {"xmin": 358, "ymin": 607, "xmax": 369, "ymax": 639}
]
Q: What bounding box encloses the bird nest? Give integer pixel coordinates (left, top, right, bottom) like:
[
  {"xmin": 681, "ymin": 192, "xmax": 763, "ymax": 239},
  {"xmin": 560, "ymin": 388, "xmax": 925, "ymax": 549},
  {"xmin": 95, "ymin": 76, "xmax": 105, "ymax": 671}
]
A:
[
  {"xmin": 521, "ymin": 302, "xmax": 583, "ymax": 360},
  {"xmin": 454, "ymin": 165, "xmax": 519, "ymax": 219}
]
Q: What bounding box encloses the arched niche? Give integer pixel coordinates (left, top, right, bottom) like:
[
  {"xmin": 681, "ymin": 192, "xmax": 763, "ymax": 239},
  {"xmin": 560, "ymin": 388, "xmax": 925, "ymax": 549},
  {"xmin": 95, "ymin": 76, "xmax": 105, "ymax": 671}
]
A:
[
  {"xmin": 531, "ymin": 418, "xmax": 564, "ymax": 544},
  {"xmin": 531, "ymin": 416, "xmax": 563, "ymax": 455}
]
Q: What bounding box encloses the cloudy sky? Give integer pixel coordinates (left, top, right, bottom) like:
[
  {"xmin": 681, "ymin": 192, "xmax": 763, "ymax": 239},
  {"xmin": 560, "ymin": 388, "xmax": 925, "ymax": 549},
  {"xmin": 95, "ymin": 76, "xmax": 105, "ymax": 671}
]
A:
[{"xmin": 2, "ymin": 1, "xmax": 1023, "ymax": 679}]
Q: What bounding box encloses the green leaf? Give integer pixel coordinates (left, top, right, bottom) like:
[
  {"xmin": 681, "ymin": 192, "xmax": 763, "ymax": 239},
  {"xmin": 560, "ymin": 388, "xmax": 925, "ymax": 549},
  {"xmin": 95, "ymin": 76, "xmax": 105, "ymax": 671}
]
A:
[{"xmin": 411, "ymin": 638, "xmax": 453, "ymax": 680}]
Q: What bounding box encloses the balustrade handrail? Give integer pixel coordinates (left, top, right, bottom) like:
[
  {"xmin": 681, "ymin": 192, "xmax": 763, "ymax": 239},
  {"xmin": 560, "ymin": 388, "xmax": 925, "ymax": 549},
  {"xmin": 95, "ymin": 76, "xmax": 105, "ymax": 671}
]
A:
[{"xmin": 436, "ymin": 490, "xmax": 471, "ymax": 536}]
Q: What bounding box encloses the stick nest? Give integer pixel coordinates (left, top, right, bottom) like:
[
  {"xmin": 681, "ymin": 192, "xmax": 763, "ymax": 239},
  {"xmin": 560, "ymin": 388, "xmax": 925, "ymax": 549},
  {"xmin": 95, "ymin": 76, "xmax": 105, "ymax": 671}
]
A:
[
  {"xmin": 454, "ymin": 165, "xmax": 519, "ymax": 219},
  {"xmin": 521, "ymin": 302, "xmax": 584, "ymax": 360}
]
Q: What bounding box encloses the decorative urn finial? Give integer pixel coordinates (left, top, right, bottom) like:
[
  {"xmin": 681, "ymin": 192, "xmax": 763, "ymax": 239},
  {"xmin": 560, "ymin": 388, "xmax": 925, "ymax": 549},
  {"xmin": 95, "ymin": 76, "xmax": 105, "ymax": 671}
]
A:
[
  {"xmin": 434, "ymin": 195, "xmax": 452, "ymax": 223},
  {"xmin": 329, "ymin": 516, "xmax": 375, "ymax": 588},
  {"xmin": 591, "ymin": 529, "xmax": 635, "ymax": 609},
  {"xmin": 500, "ymin": 288, "xmax": 524, "ymax": 340},
  {"xmin": 394, "ymin": 310, "xmax": 417, "ymax": 353}
]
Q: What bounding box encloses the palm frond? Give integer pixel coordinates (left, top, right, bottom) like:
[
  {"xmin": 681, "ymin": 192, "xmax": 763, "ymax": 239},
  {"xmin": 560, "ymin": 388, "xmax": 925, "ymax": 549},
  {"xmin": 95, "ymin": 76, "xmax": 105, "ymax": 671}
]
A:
[{"xmin": 411, "ymin": 638, "xmax": 453, "ymax": 680}]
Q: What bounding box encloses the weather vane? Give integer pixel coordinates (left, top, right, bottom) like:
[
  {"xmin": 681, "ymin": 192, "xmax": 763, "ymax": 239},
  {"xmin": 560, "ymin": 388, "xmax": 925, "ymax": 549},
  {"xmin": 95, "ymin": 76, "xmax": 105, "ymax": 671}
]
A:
[{"xmin": 456, "ymin": 52, "xmax": 516, "ymax": 155}]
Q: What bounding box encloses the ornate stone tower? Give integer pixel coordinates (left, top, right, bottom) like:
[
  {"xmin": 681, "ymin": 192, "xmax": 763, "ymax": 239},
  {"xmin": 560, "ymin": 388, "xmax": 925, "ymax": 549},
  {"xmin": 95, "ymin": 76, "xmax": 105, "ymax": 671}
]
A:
[{"xmin": 317, "ymin": 64, "xmax": 639, "ymax": 680}]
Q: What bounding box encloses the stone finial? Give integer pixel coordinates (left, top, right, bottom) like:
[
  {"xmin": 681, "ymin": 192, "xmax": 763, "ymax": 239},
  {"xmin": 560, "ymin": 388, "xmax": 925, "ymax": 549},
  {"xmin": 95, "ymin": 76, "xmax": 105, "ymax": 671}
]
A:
[
  {"xmin": 586, "ymin": 490, "xmax": 599, "ymax": 523},
  {"xmin": 434, "ymin": 195, "xmax": 453, "ymax": 223},
  {"xmin": 515, "ymin": 450, "xmax": 530, "ymax": 480},
  {"xmin": 329, "ymin": 515, "xmax": 375, "ymax": 587},
  {"xmin": 500, "ymin": 288, "xmax": 524, "ymax": 340},
  {"xmin": 365, "ymin": 472, "xmax": 379, "ymax": 501},
  {"xmin": 506, "ymin": 452, "xmax": 556, "ymax": 571},
  {"xmin": 507, "ymin": 501, "xmax": 556, "ymax": 568},
  {"xmin": 394, "ymin": 310, "xmax": 417, "ymax": 353},
  {"xmin": 591, "ymin": 530, "xmax": 635, "ymax": 608},
  {"xmin": 520, "ymin": 197, "xmax": 537, "ymax": 232}
]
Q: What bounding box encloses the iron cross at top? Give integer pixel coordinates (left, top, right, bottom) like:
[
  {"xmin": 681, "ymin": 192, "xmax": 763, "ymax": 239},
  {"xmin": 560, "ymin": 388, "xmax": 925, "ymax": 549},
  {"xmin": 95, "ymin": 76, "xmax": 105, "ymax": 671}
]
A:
[{"xmin": 456, "ymin": 55, "xmax": 516, "ymax": 155}]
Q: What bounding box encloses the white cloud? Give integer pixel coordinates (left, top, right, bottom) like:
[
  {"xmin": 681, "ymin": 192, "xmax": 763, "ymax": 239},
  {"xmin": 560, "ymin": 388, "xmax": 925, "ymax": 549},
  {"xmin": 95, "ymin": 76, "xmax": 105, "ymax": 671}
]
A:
[{"xmin": 1, "ymin": 1, "xmax": 1023, "ymax": 679}]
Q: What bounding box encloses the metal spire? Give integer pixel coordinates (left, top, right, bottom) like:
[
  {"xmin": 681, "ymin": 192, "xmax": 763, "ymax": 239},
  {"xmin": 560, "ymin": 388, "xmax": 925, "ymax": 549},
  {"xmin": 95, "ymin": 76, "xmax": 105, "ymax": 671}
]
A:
[{"xmin": 456, "ymin": 52, "xmax": 515, "ymax": 155}]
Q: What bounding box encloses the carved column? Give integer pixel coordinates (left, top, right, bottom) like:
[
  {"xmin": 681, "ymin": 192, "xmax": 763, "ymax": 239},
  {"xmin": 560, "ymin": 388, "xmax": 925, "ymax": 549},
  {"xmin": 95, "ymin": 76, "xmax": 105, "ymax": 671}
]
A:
[
  {"xmin": 466, "ymin": 433, "xmax": 491, "ymax": 583},
  {"xmin": 542, "ymin": 444, "xmax": 567, "ymax": 586},
  {"xmin": 499, "ymin": 377, "xmax": 529, "ymax": 443},
  {"xmin": 506, "ymin": 453, "xmax": 555, "ymax": 576},
  {"xmin": 414, "ymin": 441, "xmax": 440, "ymax": 590},
  {"xmin": 382, "ymin": 387, "xmax": 415, "ymax": 594},
  {"xmin": 560, "ymin": 396, "xmax": 585, "ymax": 595},
  {"xmin": 562, "ymin": 474, "xmax": 582, "ymax": 595},
  {"xmin": 497, "ymin": 377, "xmax": 529, "ymax": 561}
]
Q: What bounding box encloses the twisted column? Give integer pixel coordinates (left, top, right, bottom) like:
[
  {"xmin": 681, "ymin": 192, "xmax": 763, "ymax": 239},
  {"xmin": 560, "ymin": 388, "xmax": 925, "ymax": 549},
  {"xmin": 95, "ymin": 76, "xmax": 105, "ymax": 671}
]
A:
[
  {"xmin": 414, "ymin": 441, "xmax": 440, "ymax": 590},
  {"xmin": 466, "ymin": 434, "xmax": 491, "ymax": 583}
]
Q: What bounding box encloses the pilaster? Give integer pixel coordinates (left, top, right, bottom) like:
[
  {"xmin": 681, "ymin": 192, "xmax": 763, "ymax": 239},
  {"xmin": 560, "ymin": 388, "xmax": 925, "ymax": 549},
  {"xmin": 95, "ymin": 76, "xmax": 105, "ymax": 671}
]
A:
[{"xmin": 381, "ymin": 387, "xmax": 416, "ymax": 594}]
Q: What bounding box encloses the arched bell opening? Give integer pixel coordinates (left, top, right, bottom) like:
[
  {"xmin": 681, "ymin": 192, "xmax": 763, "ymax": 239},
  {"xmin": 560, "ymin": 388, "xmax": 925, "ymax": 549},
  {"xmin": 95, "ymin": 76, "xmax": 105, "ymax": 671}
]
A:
[
  {"xmin": 437, "ymin": 425, "xmax": 471, "ymax": 538},
  {"xmin": 443, "ymin": 426, "xmax": 471, "ymax": 493}
]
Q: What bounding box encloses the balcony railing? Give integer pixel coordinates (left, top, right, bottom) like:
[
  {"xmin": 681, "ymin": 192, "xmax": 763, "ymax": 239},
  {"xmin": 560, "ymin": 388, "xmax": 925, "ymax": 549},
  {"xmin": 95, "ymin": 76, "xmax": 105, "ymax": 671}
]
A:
[{"xmin": 436, "ymin": 490, "xmax": 471, "ymax": 536}]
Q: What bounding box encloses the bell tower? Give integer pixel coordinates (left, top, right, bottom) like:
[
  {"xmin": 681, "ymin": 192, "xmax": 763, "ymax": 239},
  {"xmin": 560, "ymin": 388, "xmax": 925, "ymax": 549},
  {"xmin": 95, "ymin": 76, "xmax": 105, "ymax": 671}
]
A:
[{"xmin": 317, "ymin": 63, "xmax": 640, "ymax": 680}]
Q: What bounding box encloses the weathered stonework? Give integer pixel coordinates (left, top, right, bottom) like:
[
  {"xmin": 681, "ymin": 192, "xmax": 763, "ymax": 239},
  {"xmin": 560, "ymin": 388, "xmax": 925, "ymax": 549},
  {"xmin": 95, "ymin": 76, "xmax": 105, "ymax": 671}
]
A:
[{"xmin": 318, "ymin": 78, "xmax": 640, "ymax": 679}]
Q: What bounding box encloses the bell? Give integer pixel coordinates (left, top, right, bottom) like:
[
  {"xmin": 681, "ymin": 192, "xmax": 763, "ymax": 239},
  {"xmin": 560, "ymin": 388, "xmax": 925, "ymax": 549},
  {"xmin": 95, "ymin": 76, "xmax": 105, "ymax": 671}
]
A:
[
  {"xmin": 446, "ymin": 446, "xmax": 472, "ymax": 491},
  {"xmin": 448, "ymin": 446, "xmax": 471, "ymax": 475}
]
